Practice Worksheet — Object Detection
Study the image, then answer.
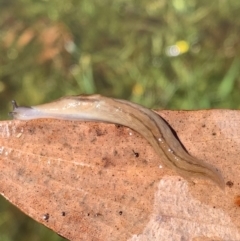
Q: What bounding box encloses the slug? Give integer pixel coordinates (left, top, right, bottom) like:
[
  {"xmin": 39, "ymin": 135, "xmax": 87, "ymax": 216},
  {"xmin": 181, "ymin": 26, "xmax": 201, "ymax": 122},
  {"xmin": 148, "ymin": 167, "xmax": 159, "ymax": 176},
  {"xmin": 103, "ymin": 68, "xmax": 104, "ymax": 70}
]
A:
[{"xmin": 10, "ymin": 95, "xmax": 224, "ymax": 189}]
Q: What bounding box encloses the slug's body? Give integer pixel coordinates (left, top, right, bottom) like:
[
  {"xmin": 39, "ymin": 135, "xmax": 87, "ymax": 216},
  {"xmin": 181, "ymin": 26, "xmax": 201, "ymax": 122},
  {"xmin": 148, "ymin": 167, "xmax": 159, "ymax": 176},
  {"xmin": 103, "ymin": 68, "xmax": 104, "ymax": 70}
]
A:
[{"xmin": 11, "ymin": 95, "xmax": 224, "ymax": 189}]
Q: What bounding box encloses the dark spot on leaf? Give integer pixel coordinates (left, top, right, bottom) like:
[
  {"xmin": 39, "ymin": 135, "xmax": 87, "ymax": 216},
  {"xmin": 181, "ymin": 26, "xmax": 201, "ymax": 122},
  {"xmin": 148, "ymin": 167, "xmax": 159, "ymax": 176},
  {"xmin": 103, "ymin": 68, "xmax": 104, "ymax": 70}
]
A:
[
  {"xmin": 95, "ymin": 213, "xmax": 102, "ymax": 217},
  {"xmin": 28, "ymin": 128, "xmax": 35, "ymax": 134},
  {"xmin": 102, "ymin": 157, "xmax": 115, "ymax": 168},
  {"xmin": 43, "ymin": 213, "xmax": 49, "ymax": 221},
  {"xmin": 95, "ymin": 128, "xmax": 105, "ymax": 136},
  {"xmin": 132, "ymin": 150, "xmax": 139, "ymax": 157},
  {"xmin": 226, "ymin": 181, "xmax": 234, "ymax": 188}
]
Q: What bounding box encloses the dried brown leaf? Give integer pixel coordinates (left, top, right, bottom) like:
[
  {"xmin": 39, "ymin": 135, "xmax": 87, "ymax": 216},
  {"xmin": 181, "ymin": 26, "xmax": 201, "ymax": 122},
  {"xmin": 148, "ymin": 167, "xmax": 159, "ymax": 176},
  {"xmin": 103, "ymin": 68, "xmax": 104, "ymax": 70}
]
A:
[{"xmin": 0, "ymin": 110, "xmax": 239, "ymax": 241}]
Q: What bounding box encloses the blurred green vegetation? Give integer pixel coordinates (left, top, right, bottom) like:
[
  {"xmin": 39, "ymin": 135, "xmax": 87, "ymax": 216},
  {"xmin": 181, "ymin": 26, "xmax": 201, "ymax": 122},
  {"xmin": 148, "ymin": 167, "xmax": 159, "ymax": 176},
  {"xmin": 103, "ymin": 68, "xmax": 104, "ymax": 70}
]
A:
[{"xmin": 0, "ymin": 0, "xmax": 240, "ymax": 240}]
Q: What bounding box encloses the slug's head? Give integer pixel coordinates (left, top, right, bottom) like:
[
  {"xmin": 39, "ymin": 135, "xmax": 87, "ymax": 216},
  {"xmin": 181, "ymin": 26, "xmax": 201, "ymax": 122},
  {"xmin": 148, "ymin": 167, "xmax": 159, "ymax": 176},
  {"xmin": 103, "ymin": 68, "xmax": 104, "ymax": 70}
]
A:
[
  {"xmin": 9, "ymin": 100, "xmax": 40, "ymax": 120},
  {"xmin": 9, "ymin": 95, "xmax": 107, "ymax": 121}
]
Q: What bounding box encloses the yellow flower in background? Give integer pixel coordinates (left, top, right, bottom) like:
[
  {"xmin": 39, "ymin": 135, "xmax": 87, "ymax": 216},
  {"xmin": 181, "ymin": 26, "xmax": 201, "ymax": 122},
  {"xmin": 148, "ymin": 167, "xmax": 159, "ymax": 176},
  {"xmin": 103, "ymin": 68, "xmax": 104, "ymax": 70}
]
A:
[
  {"xmin": 166, "ymin": 40, "xmax": 190, "ymax": 56},
  {"xmin": 176, "ymin": 40, "xmax": 189, "ymax": 54},
  {"xmin": 132, "ymin": 83, "xmax": 144, "ymax": 96}
]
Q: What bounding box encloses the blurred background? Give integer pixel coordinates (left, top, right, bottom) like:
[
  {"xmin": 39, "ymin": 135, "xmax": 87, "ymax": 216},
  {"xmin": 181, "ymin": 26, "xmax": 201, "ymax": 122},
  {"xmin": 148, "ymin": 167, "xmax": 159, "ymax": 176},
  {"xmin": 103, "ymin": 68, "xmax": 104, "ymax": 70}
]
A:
[{"xmin": 0, "ymin": 0, "xmax": 240, "ymax": 240}]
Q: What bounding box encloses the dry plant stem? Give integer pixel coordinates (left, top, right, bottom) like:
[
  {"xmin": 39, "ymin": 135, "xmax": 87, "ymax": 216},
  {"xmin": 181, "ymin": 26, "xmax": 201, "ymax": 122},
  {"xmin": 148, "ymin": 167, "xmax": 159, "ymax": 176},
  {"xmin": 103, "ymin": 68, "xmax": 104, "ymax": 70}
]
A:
[{"xmin": 10, "ymin": 95, "xmax": 224, "ymax": 189}]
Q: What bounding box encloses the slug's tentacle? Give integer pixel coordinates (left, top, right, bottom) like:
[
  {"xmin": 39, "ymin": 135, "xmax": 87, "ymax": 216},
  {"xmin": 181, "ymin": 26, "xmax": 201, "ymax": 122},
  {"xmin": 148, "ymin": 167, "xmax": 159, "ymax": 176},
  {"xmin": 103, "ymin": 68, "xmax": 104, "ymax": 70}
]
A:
[
  {"xmin": 9, "ymin": 100, "xmax": 18, "ymax": 118},
  {"xmin": 10, "ymin": 100, "xmax": 40, "ymax": 120},
  {"xmin": 12, "ymin": 100, "xmax": 18, "ymax": 110},
  {"xmin": 10, "ymin": 95, "xmax": 225, "ymax": 189}
]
